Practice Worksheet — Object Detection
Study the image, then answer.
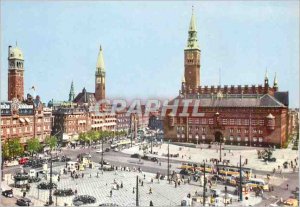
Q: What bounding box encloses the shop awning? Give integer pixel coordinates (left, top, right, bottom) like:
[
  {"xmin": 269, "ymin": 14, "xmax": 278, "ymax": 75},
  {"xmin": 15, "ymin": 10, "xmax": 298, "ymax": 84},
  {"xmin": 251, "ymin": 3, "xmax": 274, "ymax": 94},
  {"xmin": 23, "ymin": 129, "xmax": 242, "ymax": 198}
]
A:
[{"xmin": 19, "ymin": 118, "xmax": 25, "ymax": 123}]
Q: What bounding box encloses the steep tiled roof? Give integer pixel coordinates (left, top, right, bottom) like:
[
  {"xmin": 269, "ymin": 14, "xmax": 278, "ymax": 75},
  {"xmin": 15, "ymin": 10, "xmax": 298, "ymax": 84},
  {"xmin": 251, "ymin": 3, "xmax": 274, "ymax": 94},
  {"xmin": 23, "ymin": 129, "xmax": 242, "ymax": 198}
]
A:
[
  {"xmin": 73, "ymin": 88, "xmax": 96, "ymax": 105},
  {"xmin": 274, "ymin": 91, "xmax": 289, "ymax": 107},
  {"xmin": 169, "ymin": 94, "xmax": 286, "ymax": 108}
]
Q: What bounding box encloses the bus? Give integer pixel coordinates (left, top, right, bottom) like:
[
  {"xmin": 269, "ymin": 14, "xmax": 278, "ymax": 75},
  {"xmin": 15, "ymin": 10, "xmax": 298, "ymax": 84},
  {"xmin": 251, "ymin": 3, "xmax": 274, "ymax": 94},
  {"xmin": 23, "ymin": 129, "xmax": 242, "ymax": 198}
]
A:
[
  {"xmin": 246, "ymin": 178, "xmax": 269, "ymax": 190},
  {"xmin": 216, "ymin": 165, "xmax": 252, "ymax": 178}
]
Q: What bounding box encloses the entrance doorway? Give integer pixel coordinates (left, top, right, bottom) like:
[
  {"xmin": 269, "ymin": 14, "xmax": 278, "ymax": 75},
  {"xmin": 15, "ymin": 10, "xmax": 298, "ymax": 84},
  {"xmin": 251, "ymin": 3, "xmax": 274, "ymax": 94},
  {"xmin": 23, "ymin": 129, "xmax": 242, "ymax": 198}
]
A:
[{"xmin": 214, "ymin": 131, "xmax": 223, "ymax": 142}]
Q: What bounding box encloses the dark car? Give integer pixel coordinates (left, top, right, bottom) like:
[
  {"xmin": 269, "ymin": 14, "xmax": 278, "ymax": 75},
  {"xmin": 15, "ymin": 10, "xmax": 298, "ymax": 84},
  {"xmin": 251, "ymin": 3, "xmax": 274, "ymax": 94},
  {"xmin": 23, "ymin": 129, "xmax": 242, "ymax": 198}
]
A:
[
  {"xmin": 131, "ymin": 153, "xmax": 141, "ymax": 158},
  {"xmin": 105, "ymin": 148, "xmax": 110, "ymax": 152},
  {"xmin": 51, "ymin": 157, "xmax": 60, "ymax": 162},
  {"xmin": 2, "ymin": 189, "xmax": 13, "ymax": 197},
  {"xmin": 141, "ymin": 155, "xmax": 149, "ymax": 160},
  {"xmin": 99, "ymin": 160, "xmax": 110, "ymax": 165},
  {"xmin": 150, "ymin": 157, "xmax": 158, "ymax": 162},
  {"xmin": 16, "ymin": 198, "xmax": 32, "ymax": 206},
  {"xmin": 61, "ymin": 156, "xmax": 71, "ymax": 162}
]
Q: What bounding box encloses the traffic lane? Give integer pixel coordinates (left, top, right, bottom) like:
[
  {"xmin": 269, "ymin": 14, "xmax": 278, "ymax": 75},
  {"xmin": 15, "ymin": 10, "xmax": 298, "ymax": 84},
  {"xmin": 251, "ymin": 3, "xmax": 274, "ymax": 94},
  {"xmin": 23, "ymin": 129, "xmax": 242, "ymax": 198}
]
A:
[{"xmin": 1, "ymin": 196, "xmax": 17, "ymax": 207}]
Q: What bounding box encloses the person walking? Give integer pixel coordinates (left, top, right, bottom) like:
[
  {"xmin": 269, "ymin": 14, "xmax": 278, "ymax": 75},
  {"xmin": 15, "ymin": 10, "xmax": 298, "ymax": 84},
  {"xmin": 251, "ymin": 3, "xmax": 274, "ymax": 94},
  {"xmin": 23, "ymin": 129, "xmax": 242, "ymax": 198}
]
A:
[
  {"xmin": 150, "ymin": 200, "xmax": 154, "ymax": 206},
  {"xmin": 110, "ymin": 190, "xmax": 112, "ymax": 197},
  {"xmin": 149, "ymin": 187, "xmax": 152, "ymax": 194}
]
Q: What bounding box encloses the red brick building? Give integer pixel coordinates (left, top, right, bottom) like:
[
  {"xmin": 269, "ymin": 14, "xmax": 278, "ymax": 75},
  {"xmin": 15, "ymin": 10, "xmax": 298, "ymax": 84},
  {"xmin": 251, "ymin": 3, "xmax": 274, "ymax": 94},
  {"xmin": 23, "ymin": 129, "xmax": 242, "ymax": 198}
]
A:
[
  {"xmin": 1, "ymin": 45, "xmax": 53, "ymax": 145},
  {"xmin": 163, "ymin": 10, "xmax": 290, "ymax": 147}
]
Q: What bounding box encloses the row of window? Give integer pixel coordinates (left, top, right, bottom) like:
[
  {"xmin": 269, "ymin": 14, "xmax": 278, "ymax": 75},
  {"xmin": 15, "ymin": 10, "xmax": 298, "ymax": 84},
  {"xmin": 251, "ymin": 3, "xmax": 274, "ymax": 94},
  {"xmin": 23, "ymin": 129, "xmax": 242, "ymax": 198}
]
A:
[
  {"xmin": 1, "ymin": 117, "xmax": 50, "ymax": 125},
  {"xmin": 176, "ymin": 133, "xmax": 264, "ymax": 142},
  {"xmin": 177, "ymin": 126, "xmax": 263, "ymax": 134},
  {"xmin": 186, "ymin": 118, "xmax": 266, "ymax": 126},
  {"xmin": 1, "ymin": 125, "xmax": 51, "ymax": 135}
]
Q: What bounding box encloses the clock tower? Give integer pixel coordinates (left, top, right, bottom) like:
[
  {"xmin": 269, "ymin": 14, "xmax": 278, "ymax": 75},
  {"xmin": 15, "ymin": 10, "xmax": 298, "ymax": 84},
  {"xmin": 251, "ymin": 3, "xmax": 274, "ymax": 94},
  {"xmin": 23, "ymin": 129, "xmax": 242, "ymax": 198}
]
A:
[
  {"xmin": 95, "ymin": 45, "xmax": 106, "ymax": 101},
  {"xmin": 8, "ymin": 43, "xmax": 24, "ymax": 101},
  {"xmin": 184, "ymin": 8, "xmax": 200, "ymax": 91}
]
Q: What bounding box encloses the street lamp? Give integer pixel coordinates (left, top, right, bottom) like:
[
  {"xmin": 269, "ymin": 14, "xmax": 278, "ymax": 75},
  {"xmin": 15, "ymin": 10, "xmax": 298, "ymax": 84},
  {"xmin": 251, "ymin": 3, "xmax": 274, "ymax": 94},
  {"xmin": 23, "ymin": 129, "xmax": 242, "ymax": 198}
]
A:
[{"xmin": 167, "ymin": 140, "xmax": 170, "ymax": 184}]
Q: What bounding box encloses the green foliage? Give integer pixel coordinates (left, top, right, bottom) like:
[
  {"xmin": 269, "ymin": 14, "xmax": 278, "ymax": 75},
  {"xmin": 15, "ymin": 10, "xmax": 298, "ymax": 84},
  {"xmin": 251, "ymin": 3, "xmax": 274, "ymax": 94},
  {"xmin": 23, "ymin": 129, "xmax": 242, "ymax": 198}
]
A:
[
  {"xmin": 2, "ymin": 142, "xmax": 10, "ymax": 160},
  {"xmin": 4, "ymin": 138, "xmax": 24, "ymax": 159},
  {"xmin": 27, "ymin": 137, "xmax": 41, "ymax": 156},
  {"xmin": 45, "ymin": 136, "xmax": 58, "ymax": 150}
]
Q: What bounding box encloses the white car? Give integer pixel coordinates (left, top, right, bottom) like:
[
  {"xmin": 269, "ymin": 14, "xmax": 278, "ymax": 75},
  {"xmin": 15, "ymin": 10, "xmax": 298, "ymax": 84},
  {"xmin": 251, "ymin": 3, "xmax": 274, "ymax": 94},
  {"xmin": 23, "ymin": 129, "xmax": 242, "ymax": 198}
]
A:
[
  {"xmin": 5, "ymin": 160, "xmax": 19, "ymax": 167},
  {"xmin": 113, "ymin": 148, "xmax": 119, "ymax": 152},
  {"xmin": 96, "ymin": 150, "xmax": 103, "ymax": 153}
]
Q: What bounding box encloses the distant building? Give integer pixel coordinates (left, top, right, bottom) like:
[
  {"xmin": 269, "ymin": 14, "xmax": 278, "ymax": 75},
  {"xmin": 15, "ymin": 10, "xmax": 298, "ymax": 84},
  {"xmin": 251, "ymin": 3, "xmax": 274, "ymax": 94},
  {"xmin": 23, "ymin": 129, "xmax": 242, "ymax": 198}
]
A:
[
  {"xmin": 116, "ymin": 110, "xmax": 131, "ymax": 133},
  {"xmin": 148, "ymin": 113, "xmax": 163, "ymax": 131},
  {"xmin": 163, "ymin": 10, "xmax": 291, "ymax": 148},
  {"xmin": 50, "ymin": 45, "xmax": 116, "ymax": 143}
]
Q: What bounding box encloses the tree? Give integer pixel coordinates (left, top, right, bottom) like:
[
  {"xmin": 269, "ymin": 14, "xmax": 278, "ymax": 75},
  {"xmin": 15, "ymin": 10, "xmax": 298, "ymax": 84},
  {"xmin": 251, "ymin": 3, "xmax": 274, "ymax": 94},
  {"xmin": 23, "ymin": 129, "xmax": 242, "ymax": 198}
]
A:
[
  {"xmin": 45, "ymin": 136, "xmax": 57, "ymax": 151},
  {"xmin": 27, "ymin": 137, "xmax": 41, "ymax": 157},
  {"xmin": 78, "ymin": 132, "xmax": 88, "ymax": 143},
  {"xmin": 7, "ymin": 138, "xmax": 24, "ymax": 159},
  {"xmin": 2, "ymin": 142, "xmax": 10, "ymax": 160}
]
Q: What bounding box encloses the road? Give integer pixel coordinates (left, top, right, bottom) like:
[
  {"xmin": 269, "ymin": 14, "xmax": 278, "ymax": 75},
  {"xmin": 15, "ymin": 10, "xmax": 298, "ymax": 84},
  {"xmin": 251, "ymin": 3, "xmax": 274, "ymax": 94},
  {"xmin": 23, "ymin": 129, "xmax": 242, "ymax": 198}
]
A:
[{"xmin": 2, "ymin": 145, "xmax": 298, "ymax": 207}]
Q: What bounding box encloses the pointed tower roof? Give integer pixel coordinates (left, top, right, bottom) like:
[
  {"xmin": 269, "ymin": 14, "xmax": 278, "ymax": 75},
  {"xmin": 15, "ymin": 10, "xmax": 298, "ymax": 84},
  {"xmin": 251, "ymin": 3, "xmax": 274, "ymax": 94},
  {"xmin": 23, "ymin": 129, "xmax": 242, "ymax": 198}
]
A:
[
  {"xmin": 96, "ymin": 45, "xmax": 105, "ymax": 71},
  {"xmin": 69, "ymin": 81, "xmax": 75, "ymax": 101},
  {"xmin": 265, "ymin": 68, "xmax": 268, "ymax": 80},
  {"xmin": 273, "ymin": 72, "xmax": 278, "ymax": 87},
  {"xmin": 186, "ymin": 7, "xmax": 199, "ymax": 50}
]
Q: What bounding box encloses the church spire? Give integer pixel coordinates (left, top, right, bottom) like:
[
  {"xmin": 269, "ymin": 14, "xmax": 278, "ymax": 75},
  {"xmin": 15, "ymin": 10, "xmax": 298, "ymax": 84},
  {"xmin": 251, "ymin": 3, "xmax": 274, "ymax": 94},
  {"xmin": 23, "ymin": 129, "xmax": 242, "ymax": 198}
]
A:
[
  {"xmin": 96, "ymin": 45, "xmax": 105, "ymax": 72},
  {"xmin": 273, "ymin": 72, "xmax": 278, "ymax": 88},
  {"xmin": 186, "ymin": 6, "xmax": 199, "ymax": 50},
  {"xmin": 69, "ymin": 81, "xmax": 75, "ymax": 102}
]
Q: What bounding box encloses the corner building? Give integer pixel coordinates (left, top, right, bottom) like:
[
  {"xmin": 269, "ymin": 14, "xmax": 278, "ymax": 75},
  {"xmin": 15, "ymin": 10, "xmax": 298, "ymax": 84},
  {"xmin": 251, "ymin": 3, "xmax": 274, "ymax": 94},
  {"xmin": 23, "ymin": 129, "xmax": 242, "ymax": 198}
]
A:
[{"xmin": 163, "ymin": 10, "xmax": 290, "ymax": 148}]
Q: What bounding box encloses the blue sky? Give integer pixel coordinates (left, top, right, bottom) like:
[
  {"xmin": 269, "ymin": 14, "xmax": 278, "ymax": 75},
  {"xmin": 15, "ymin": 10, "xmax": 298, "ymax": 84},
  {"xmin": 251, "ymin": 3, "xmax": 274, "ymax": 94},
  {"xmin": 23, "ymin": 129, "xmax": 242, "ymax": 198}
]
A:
[{"xmin": 1, "ymin": 1, "xmax": 299, "ymax": 107}]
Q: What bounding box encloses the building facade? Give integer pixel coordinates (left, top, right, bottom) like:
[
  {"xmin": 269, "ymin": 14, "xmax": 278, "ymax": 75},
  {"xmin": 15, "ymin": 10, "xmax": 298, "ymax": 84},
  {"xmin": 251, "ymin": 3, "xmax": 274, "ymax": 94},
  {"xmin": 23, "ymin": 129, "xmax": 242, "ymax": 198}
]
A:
[
  {"xmin": 163, "ymin": 10, "xmax": 290, "ymax": 148},
  {"xmin": 1, "ymin": 45, "xmax": 52, "ymax": 145},
  {"xmin": 1, "ymin": 96, "xmax": 52, "ymax": 144}
]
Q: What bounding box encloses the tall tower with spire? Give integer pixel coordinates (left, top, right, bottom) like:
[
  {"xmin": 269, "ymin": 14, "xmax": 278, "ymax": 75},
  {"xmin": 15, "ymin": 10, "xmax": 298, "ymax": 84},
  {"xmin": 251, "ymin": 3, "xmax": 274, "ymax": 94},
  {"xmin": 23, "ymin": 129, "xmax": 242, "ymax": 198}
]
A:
[
  {"xmin": 184, "ymin": 7, "xmax": 201, "ymax": 92},
  {"xmin": 69, "ymin": 81, "xmax": 75, "ymax": 102},
  {"xmin": 95, "ymin": 45, "xmax": 106, "ymax": 101},
  {"xmin": 264, "ymin": 69, "xmax": 269, "ymax": 93},
  {"xmin": 8, "ymin": 43, "xmax": 24, "ymax": 101},
  {"xmin": 273, "ymin": 72, "xmax": 278, "ymax": 92}
]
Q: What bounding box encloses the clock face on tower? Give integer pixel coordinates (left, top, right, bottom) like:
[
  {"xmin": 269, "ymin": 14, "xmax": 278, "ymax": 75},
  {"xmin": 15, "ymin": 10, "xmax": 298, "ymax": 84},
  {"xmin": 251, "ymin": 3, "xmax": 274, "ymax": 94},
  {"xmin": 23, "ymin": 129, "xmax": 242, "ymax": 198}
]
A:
[{"xmin": 97, "ymin": 77, "xmax": 101, "ymax": 83}]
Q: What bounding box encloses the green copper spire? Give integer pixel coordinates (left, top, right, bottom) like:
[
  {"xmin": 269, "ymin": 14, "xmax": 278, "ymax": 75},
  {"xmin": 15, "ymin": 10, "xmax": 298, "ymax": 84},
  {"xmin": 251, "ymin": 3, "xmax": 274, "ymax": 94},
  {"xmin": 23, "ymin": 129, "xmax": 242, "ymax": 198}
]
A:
[
  {"xmin": 273, "ymin": 72, "xmax": 278, "ymax": 88},
  {"xmin": 186, "ymin": 6, "xmax": 199, "ymax": 50},
  {"xmin": 96, "ymin": 45, "xmax": 105, "ymax": 72},
  {"xmin": 69, "ymin": 81, "xmax": 75, "ymax": 101}
]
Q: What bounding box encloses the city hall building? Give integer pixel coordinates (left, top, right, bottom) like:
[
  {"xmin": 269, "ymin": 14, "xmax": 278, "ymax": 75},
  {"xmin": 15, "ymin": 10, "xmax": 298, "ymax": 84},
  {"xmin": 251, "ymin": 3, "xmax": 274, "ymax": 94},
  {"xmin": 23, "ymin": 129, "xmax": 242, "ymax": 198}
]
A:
[{"xmin": 163, "ymin": 11, "xmax": 291, "ymax": 147}]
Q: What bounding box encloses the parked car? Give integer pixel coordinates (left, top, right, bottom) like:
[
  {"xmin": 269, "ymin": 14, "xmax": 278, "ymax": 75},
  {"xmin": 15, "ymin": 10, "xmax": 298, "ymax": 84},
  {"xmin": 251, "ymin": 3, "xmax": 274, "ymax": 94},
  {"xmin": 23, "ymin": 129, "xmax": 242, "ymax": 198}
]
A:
[
  {"xmin": 5, "ymin": 160, "xmax": 19, "ymax": 167},
  {"xmin": 99, "ymin": 160, "xmax": 110, "ymax": 165},
  {"xmin": 19, "ymin": 157, "xmax": 29, "ymax": 165},
  {"xmin": 16, "ymin": 198, "xmax": 32, "ymax": 206},
  {"xmin": 150, "ymin": 157, "xmax": 159, "ymax": 162},
  {"xmin": 131, "ymin": 153, "xmax": 141, "ymax": 159},
  {"xmin": 2, "ymin": 189, "xmax": 13, "ymax": 197},
  {"xmin": 51, "ymin": 157, "xmax": 60, "ymax": 162},
  {"xmin": 96, "ymin": 150, "xmax": 103, "ymax": 153},
  {"xmin": 105, "ymin": 148, "xmax": 110, "ymax": 152},
  {"xmin": 113, "ymin": 148, "xmax": 119, "ymax": 152},
  {"xmin": 61, "ymin": 156, "xmax": 71, "ymax": 162}
]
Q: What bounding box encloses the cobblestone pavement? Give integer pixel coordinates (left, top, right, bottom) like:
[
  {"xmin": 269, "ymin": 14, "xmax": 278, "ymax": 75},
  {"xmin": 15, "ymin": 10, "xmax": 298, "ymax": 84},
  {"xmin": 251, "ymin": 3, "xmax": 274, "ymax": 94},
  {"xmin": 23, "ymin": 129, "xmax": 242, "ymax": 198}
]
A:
[{"xmin": 6, "ymin": 163, "xmax": 262, "ymax": 207}]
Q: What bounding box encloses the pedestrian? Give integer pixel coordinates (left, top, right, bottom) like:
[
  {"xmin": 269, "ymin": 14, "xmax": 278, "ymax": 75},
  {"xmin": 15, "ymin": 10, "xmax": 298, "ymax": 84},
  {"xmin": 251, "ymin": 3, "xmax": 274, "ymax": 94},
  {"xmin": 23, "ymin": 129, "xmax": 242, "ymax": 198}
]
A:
[
  {"xmin": 286, "ymin": 184, "xmax": 289, "ymax": 190},
  {"xmin": 110, "ymin": 190, "xmax": 112, "ymax": 197},
  {"xmin": 151, "ymin": 178, "xmax": 153, "ymax": 183},
  {"xmin": 149, "ymin": 187, "xmax": 152, "ymax": 194},
  {"xmin": 90, "ymin": 173, "xmax": 92, "ymax": 178},
  {"xmin": 75, "ymin": 189, "xmax": 78, "ymax": 195},
  {"xmin": 150, "ymin": 200, "xmax": 153, "ymax": 206},
  {"xmin": 121, "ymin": 182, "xmax": 123, "ymax": 188},
  {"xmin": 23, "ymin": 191, "xmax": 26, "ymax": 198},
  {"xmin": 133, "ymin": 187, "xmax": 135, "ymax": 194},
  {"xmin": 141, "ymin": 181, "xmax": 144, "ymax": 186}
]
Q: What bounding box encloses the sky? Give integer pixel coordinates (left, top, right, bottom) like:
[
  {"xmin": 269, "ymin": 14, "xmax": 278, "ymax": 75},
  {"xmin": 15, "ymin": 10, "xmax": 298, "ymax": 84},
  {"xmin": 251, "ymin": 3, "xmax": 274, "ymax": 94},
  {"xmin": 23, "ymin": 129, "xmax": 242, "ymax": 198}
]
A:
[{"xmin": 1, "ymin": 1, "xmax": 299, "ymax": 107}]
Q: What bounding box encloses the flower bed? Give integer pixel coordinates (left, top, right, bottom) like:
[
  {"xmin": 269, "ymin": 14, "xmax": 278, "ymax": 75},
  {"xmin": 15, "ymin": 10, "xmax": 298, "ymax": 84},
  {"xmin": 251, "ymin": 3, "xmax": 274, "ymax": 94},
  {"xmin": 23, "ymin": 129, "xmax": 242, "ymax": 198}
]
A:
[
  {"xmin": 73, "ymin": 195, "xmax": 96, "ymax": 206},
  {"xmin": 54, "ymin": 189, "xmax": 74, "ymax": 197}
]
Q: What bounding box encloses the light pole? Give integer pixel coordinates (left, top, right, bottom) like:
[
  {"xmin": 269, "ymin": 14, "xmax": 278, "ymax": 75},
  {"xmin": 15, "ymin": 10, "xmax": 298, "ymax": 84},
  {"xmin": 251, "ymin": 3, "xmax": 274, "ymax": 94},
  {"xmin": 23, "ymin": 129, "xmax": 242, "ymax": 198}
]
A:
[
  {"xmin": 136, "ymin": 175, "xmax": 139, "ymax": 206},
  {"xmin": 219, "ymin": 137, "xmax": 222, "ymax": 163},
  {"xmin": 49, "ymin": 152, "xmax": 53, "ymax": 205},
  {"xmin": 203, "ymin": 161, "xmax": 206, "ymax": 206},
  {"xmin": 101, "ymin": 138, "xmax": 104, "ymax": 169},
  {"xmin": 167, "ymin": 140, "xmax": 170, "ymax": 184},
  {"xmin": 239, "ymin": 155, "xmax": 243, "ymax": 202}
]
